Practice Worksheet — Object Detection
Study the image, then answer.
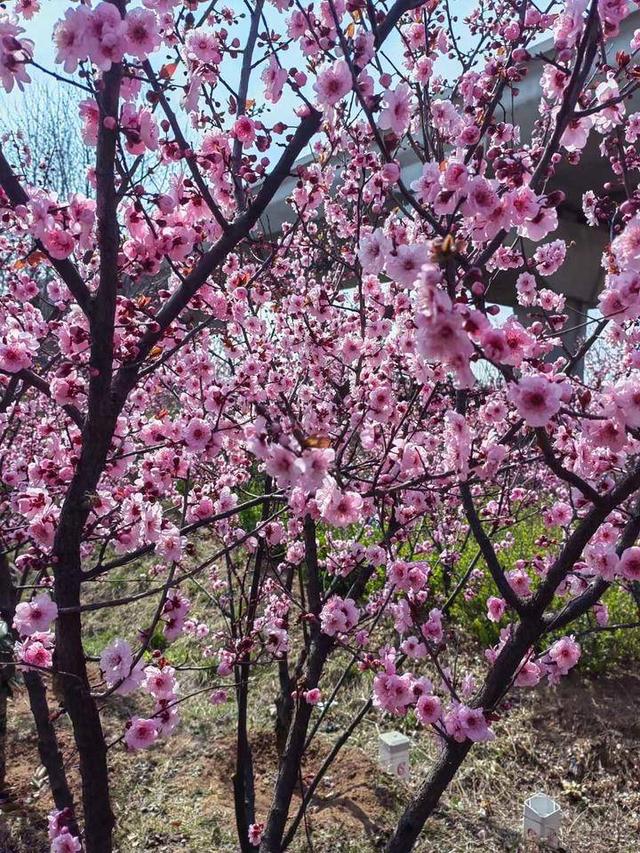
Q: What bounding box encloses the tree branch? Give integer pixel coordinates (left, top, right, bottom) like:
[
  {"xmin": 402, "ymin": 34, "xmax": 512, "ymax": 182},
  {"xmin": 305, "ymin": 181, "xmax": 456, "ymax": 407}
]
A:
[
  {"xmin": 460, "ymin": 482, "xmax": 523, "ymax": 613},
  {"xmin": 112, "ymin": 106, "xmax": 322, "ymax": 402},
  {"xmin": 0, "ymin": 148, "xmax": 93, "ymax": 316},
  {"xmin": 142, "ymin": 59, "xmax": 229, "ymax": 231}
]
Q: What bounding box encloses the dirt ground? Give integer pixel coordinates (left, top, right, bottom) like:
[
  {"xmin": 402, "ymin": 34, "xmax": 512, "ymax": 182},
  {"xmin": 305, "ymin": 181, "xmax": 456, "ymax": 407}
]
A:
[{"xmin": 1, "ymin": 672, "xmax": 639, "ymax": 852}]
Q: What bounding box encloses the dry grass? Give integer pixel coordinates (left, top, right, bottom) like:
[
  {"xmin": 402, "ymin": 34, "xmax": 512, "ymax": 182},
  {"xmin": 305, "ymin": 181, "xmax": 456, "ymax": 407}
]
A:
[
  {"xmin": 1, "ymin": 667, "xmax": 639, "ymax": 852},
  {"xmin": 2, "ymin": 552, "xmax": 639, "ymax": 851}
]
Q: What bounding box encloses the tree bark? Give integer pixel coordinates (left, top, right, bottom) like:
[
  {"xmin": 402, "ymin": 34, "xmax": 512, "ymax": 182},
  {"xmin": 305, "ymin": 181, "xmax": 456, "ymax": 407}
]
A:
[
  {"xmin": 0, "ymin": 682, "xmax": 7, "ymax": 797},
  {"xmin": 23, "ymin": 671, "xmax": 79, "ymax": 836},
  {"xmin": 50, "ymin": 22, "xmax": 125, "ymax": 849},
  {"xmin": 0, "ymin": 553, "xmax": 77, "ymax": 833},
  {"xmin": 385, "ymin": 740, "xmax": 472, "ymax": 853},
  {"xmin": 385, "ymin": 619, "xmax": 542, "ymax": 852},
  {"xmin": 259, "ymin": 633, "xmax": 332, "ymax": 852}
]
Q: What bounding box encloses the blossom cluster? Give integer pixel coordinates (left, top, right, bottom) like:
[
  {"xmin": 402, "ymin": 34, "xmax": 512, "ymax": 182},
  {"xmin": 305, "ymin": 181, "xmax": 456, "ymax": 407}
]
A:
[{"xmin": 2, "ymin": 1, "xmax": 640, "ymax": 848}]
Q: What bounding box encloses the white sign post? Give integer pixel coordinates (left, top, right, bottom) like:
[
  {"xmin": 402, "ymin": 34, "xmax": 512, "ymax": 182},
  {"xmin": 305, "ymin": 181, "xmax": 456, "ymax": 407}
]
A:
[
  {"xmin": 523, "ymin": 792, "xmax": 562, "ymax": 847},
  {"xmin": 378, "ymin": 731, "xmax": 411, "ymax": 780}
]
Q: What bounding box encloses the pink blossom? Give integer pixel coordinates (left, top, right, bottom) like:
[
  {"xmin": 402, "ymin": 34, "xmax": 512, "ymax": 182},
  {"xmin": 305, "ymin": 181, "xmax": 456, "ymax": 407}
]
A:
[
  {"xmin": 262, "ymin": 56, "xmax": 287, "ymax": 103},
  {"xmin": 124, "ymin": 716, "xmax": 159, "ymax": 750},
  {"xmin": 13, "ymin": 593, "xmax": 58, "ymax": 637},
  {"xmin": 264, "ymin": 625, "xmax": 288, "ymax": 657},
  {"xmin": 0, "ymin": 333, "xmax": 33, "ymax": 373},
  {"xmin": 415, "ymin": 693, "xmax": 442, "ymax": 725},
  {"xmin": 515, "ymin": 660, "xmax": 542, "ymax": 688},
  {"xmin": 518, "ymin": 206, "xmax": 558, "ymax": 242},
  {"xmin": 15, "ymin": 634, "xmax": 54, "ymax": 670},
  {"xmin": 585, "ymin": 543, "xmax": 620, "ymax": 580},
  {"xmin": 87, "ymin": 1, "xmax": 126, "ymax": 71},
  {"xmin": 14, "ymin": 1, "xmax": 41, "ymax": 21},
  {"xmin": 124, "ymin": 7, "xmax": 160, "ymax": 60},
  {"xmin": 373, "ymin": 670, "xmax": 414, "ymax": 715},
  {"xmin": 414, "ymin": 275, "xmax": 474, "ymax": 387},
  {"xmin": 619, "ymin": 546, "xmax": 640, "ymax": 580},
  {"xmin": 42, "ymin": 230, "xmax": 75, "ymax": 260},
  {"xmin": 183, "ymin": 418, "xmax": 212, "ymax": 451},
  {"xmin": 316, "ymin": 478, "xmax": 363, "ymax": 527},
  {"xmin": 515, "ymin": 272, "xmax": 537, "ymax": 306},
  {"xmin": 48, "ymin": 808, "xmax": 73, "ymax": 842},
  {"xmin": 561, "ymin": 116, "xmax": 592, "ymax": 151},
  {"xmin": 548, "ymin": 501, "xmax": 573, "ymax": 526},
  {"xmin": 156, "ymin": 526, "xmax": 183, "ymax": 562},
  {"xmin": 100, "ymin": 638, "xmax": 134, "ymax": 685},
  {"xmin": 209, "ymin": 689, "xmax": 227, "ymax": 705},
  {"xmin": 303, "ymin": 688, "xmax": 322, "ymax": 705},
  {"xmin": 0, "ymin": 16, "xmax": 33, "ymax": 91},
  {"xmin": 51, "ymin": 831, "xmax": 82, "ymax": 853},
  {"xmin": 143, "ymin": 665, "xmax": 178, "ymax": 700},
  {"xmin": 508, "ymin": 375, "xmax": 563, "ymax": 427},
  {"xmin": 313, "ymin": 60, "xmax": 352, "ymax": 107},
  {"xmin": 319, "ymin": 595, "xmax": 360, "ymax": 636},
  {"xmin": 299, "ymin": 448, "xmax": 334, "ymax": 491},
  {"xmin": 534, "ymin": 240, "xmax": 566, "ymax": 276},
  {"xmin": 233, "ymin": 116, "xmax": 257, "ymax": 147},
  {"xmin": 508, "ymin": 568, "xmax": 531, "ymax": 597},
  {"xmin": 151, "ymin": 698, "xmax": 179, "ymax": 737},
  {"xmin": 445, "ymin": 704, "xmax": 495, "ymax": 742},
  {"xmin": 185, "ymin": 29, "xmax": 222, "ymax": 64},
  {"xmin": 53, "ymin": 6, "xmax": 92, "ymax": 73},
  {"xmin": 547, "ymin": 635, "xmax": 581, "ymax": 675},
  {"xmin": 613, "ymin": 380, "xmax": 640, "ymax": 427},
  {"xmin": 4, "ymin": 6, "xmax": 640, "ymax": 843},
  {"xmin": 593, "ymin": 76, "xmax": 625, "ymax": 133},
  {"xmin": 400, "ymin": 635, "xmax": 427, "ymax": 659},
  {"xmin": 510, "ymin": 187, "xmax": 540, "ymax": 225},
  {"xmin": 386, "ymin": 245, "xmax": 430, "ymax": 288},
  {"xmin": 379, "ymin": 83, "xmax": 411, "ymax": 135},
  {"xmin": 463, "ymin": 177, "xmax": 499, "ymax": 217},
  {"xmin": 358, "ymin": 229, "xmax": 391, "ymax": 274},
  {"xmin": 248, "ymin": 823, "xmax": 264, "ymax": 847},
  {"xmin": 78, "ymin": 98, "xmax": 100, "ymax": 145},
  {"xmin": 213, "ymin": 642, "xmax": 234, "ymax": 672},
  {"xmin": 594, "ymin": 602, "xmax": 609, "ymax": 627},
  {"xmin": 121, "ymin": 105, "xmax": 159, "ymax": 154},
  {"xmin": 265, "ymin": 444, "xmax": 298, "ymax": 487},
  {"xmin": 421, "ymin": 608, "xmax": 444, "ymax": 644},
  {"xmin": 486, "ymin": 596, "xmax": 506, "ymax": 623}
]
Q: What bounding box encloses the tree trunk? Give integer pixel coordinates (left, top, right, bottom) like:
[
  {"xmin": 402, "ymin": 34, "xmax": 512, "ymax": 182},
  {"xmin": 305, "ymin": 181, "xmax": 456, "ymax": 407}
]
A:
[
  {"xmin": 0, "ymin": 685, "xmax": 7, "ymax": 798},
  {"xmin": 385, "ymin": 741, "xmax": 472, "ymax": 853},
  {"xmin": 23, "ymin": 671, "xmax": 79, "ymax": 835},
  {"xmin": 260, "ymin": 634, "xmax": 332, "ymax": 852},
  {"xmin": 0, "ymin": 553, "xmax": 78, "ymax": 833},
  {"xmin": 385, "ymin": 619, "xmax": 542, "ymax": 852},
  {"xmin": 48, "ymin": 36, "xmax": 125, "ymax": 852},
  {"xmin": 274, "ymin": 660, "xmax": 293, "ymax": 757},
  {"xmin": 0, "ymin": 553, "xmax": 15, "ymax": 799},
  {"xmin": 54, "ymin": 546, "xmax": 114, "ymax": 853}
]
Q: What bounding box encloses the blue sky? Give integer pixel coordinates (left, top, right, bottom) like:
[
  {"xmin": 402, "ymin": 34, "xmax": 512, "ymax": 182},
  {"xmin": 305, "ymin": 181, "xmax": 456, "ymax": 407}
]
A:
[
  {"xmin": 0, "ymin": 1, "xmax": 521, "ymax": 325},
  {"xmin": 1, "ymin": 0, "xmax": 479, "ymax": 113}
]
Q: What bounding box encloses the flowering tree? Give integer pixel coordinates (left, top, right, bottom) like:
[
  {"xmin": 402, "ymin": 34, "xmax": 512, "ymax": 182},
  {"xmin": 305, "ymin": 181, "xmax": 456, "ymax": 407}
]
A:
[{"xmin": 2, "ymin": 0, "xmax": 640, "ymax": 851}]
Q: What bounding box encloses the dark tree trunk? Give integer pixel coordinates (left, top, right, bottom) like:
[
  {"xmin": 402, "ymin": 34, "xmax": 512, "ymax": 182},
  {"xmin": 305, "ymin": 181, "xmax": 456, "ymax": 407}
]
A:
[
  {"xmin": 384, "ymin": 741, "xmax": 472, "ymax": 853},
  {"xmin": 259, "ymin": 634, "xmax": 332, "ymax": 852},
  {"xmin": 274, "ymin": 660, "xmax": 293, "ymax": 758},
  {"xmin": 385, "ymin": 620, "xmax": 542, "ymax": 852},
  {"xmin": 0, "ymin": 553, "xmax": 16, "ymax": 801},
  {"xmin": 0, "ymin": 553, "xmax": 78, "ymax": 834},
  {"xmin": 54, "ymin": 513, "xmax": 115, "ymax": 852},
  {"xmin": 0, "ymin": 685, "xmax": 7, "ymax": 798},
  {"xmin": 24, "ymin": 672, "xmax": 78, "ymax": 834}
]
